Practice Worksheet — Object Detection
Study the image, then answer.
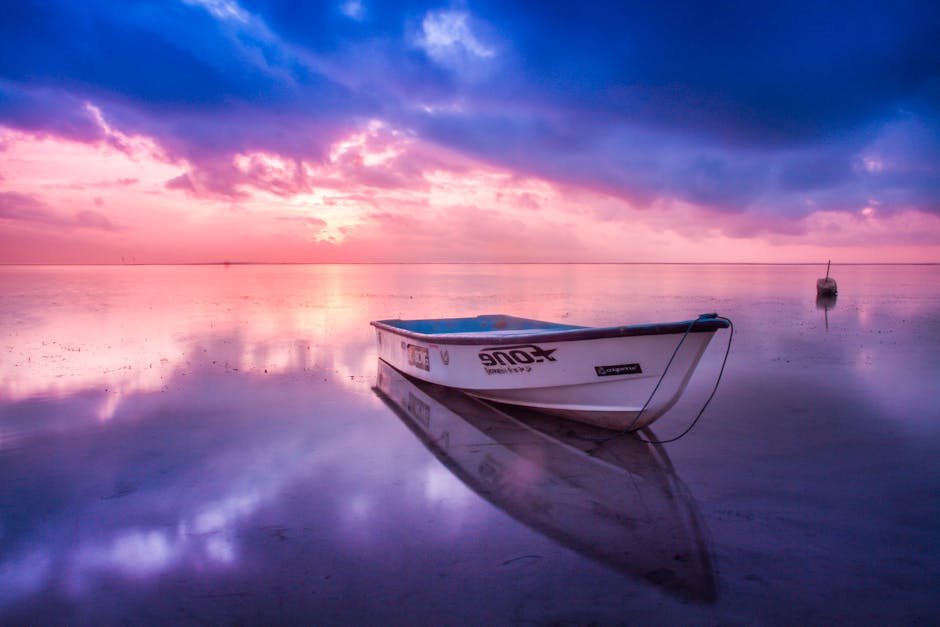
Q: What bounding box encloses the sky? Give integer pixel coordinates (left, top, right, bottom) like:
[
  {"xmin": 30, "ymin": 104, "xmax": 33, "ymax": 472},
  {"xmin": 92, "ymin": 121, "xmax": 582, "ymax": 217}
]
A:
[{"xmin": 1, "ymin": 0, "xmax": 938, "ymax": 263}]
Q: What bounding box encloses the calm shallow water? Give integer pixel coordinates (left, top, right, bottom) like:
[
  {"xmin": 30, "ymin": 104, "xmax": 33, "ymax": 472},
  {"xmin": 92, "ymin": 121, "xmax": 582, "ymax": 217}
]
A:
[{"xmin": 1, "ymin": 264, "xmax": 938, "ymax": 624}]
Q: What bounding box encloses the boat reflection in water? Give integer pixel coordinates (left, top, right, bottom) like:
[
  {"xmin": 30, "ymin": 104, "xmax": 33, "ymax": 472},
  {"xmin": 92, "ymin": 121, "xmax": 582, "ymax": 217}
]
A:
[
  {"xmin": 816, "ymin": 293, "xmax": 838, "ymax": 330},
  {"xmin": 374, "ymin": 360, "xmax": 717, "ymax": 603}
]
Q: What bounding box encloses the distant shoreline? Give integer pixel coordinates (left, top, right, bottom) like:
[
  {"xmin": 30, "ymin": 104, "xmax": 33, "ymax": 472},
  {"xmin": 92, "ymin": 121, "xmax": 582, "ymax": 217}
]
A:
[{"xmin": 1, "ymin": 261, "xmax": 938, "ymax": 267}]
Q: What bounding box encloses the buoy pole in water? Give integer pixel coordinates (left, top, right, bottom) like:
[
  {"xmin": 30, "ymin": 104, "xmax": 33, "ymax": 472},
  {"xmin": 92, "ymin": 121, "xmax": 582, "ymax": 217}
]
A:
[
  {"xmin": 817, "ymin": 260, "xmax": 838, "ymax": 296},
  {"xmin": 815, "ymin": 260, "xmax": 838, "ymax": 330}
]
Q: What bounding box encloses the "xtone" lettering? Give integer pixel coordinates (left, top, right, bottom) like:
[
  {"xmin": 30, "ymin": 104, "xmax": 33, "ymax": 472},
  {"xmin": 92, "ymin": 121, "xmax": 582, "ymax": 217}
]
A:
[{"xmin": 478, "ymin": 344, "xmax": 557, "ymax": 367}]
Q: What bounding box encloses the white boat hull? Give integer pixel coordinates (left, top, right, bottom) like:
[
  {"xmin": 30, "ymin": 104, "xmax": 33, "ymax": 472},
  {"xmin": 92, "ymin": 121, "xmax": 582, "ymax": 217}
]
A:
[{"xmin": 372, "ymin": 314, "xmax": 727, "ymax": 431}]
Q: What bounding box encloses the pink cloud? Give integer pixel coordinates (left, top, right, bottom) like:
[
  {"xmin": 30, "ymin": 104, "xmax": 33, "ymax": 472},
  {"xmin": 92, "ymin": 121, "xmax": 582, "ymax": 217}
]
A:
[
  {"xmin": 2, "ymin": 122, "xmax": 939, "ymax": 264},
  {"xmin": 0, "ymin": 191, "xmax": 121, "ymax": 232}
]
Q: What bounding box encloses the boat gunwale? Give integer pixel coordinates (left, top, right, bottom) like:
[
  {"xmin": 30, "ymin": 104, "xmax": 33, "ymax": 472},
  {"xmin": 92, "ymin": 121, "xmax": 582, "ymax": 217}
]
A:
[{"xmin": 371, "ymin": 315, "xmax": 729, "ymax": 346}]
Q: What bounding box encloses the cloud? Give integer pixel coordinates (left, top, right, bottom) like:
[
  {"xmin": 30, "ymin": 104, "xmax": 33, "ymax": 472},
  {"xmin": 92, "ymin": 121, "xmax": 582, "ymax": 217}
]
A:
[
  {"xmin": 0, "ymin": 83, "xmax": 108, "ymax": 143},
  {"xmin": 161, "ymin": 121, "xmax": 427, "ymax": 201},
  {"xmin": 0, "ymin": 191, "xmax": 51, "ymax": 220},
  {"xmin": 0, "ymin": 0, "xmax": 937, "ymax": 257},
  {"xmin": 417, "ymin": 9, "xmax": 495, "ymax": 67},
  {"xmin": 184, "ymin": 0, "xmax": 251, "ymax": 24},
  {"xmin": 165, "ymin": 150, "xmax": 319, "ymax": 200},
  {"xmin": 75, "ymin": 209, "xmax": 118, "ymax": 230},
  {"xmin": 275, "ymin": 215, "xmax": 328, "ymax": 232},
  {"xmin": 340, "ymin": 0, "xmax": 365, "ymax": 21},
  {"xmin": 0, "ymin": 191, "xmax": 121, "ymax": 231}
]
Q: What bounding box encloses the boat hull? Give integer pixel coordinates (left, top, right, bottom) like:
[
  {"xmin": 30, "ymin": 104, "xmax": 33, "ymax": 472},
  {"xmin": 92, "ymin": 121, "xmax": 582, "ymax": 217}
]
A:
[{"xmin": 372, "ymin": 314, "xmax": 726, "ymax": 431}]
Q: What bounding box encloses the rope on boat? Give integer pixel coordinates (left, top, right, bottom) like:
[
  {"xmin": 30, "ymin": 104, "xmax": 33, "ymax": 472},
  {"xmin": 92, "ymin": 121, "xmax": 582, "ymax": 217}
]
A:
[
  {"xmin": 634, "ymin": 315, "xmax": 734, "ymax": 444},
  {"xmin": 585, "ymin": 312, "xmax": 734, "ymax": 445}
]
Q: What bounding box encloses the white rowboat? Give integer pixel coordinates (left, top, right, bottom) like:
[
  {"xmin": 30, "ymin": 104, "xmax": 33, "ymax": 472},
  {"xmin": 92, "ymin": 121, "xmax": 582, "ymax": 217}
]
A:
[{"xmin": 371, "ymin": 313, "xmax": 730, "ymax": 431}]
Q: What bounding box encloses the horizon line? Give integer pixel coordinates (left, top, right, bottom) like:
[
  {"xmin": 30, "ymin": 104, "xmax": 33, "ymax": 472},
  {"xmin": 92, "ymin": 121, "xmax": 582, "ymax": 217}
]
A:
[{"xmin": 2, "ymin": 261, "xmax": 938, "ymax": 267}]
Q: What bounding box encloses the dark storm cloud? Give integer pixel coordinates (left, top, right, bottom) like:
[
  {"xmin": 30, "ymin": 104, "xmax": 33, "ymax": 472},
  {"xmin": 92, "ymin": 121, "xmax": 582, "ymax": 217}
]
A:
[{"xmin": 478, "ymin": 1, "xmax": 939, "ymax": 142}]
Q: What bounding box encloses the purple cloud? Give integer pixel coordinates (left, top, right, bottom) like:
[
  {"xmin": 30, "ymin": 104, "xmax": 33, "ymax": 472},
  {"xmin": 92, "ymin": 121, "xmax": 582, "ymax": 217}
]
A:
[{"xmin": 0, "ymin": 192, "xmax": 121, "ymax": 231}]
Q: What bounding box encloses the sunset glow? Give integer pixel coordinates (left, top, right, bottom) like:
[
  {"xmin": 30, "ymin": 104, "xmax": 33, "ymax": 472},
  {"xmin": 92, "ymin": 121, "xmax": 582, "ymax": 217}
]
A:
[{"xmin": 1, "ymin": 2, "xmax": 938, "ymax": 263}]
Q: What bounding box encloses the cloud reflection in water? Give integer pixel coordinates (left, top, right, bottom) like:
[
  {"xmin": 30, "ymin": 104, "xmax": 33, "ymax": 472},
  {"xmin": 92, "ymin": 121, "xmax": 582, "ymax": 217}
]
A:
[
  {"xmin": 2, "ymin": 263, "xmax": 938, "ymax": 623},
  {"xmin": 0, "ymin": 358, "xmax": 370, "ymax": 609}
]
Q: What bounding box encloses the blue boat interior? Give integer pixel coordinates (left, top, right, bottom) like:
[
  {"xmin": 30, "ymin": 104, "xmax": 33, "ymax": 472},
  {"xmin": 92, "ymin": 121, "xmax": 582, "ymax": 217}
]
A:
[
  {"xmin": 372, "ymin": 313, "xmax": 729, "ymax": 343},
  {"xmin": 376, "ymin": 314, "xmax": 585, "ymax": 335}
]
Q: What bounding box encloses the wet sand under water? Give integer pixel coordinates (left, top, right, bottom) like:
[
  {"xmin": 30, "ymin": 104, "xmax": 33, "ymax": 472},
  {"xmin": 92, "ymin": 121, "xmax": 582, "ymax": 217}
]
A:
[{"xmin": 0, "ymin": 263, "xmax": 938, "ymax": 624}]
